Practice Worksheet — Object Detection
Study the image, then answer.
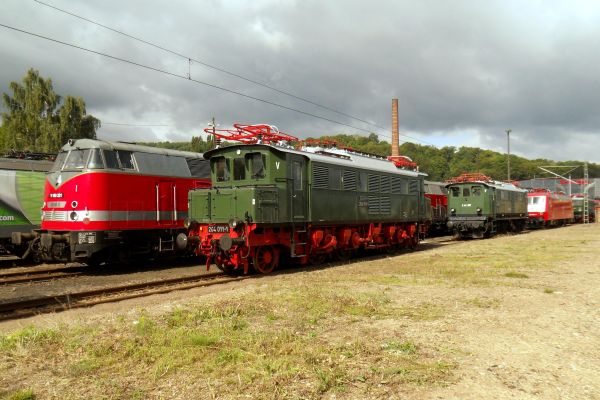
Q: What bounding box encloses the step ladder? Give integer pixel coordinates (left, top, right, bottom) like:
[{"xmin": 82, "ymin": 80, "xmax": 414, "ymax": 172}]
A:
[
  {"xmin": 290, "ymin": 224, "xmax": 308, "ymax": 258},
  {"xmin": 159, "ymin": 236, "xmax": 175, "ymax": 252}
]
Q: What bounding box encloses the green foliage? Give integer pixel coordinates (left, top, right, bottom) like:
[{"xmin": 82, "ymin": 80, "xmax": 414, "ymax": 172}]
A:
[
  {"xmin": 0, "ymin": 68, "xmax": 100, "ymax": 153},
  {"xmin": 139, "ymin": 135, "xmax": 214, "ymax": 153}
]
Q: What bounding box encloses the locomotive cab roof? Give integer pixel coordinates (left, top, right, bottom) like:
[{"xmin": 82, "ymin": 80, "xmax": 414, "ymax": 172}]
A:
[
  {"xmin": 61, "ymin": 138, "xmax": 204, "ymax": 159},
  {"xmin": 204, "ymin": 143, "xmax": 427, "ymax": 178},
  {"xmin": 446, "ymin": 181, "xmax": 527, "ymax": 193},
  {"xmin": 50, "ymin": 138, "xmax": 209, "ymax": 179}
]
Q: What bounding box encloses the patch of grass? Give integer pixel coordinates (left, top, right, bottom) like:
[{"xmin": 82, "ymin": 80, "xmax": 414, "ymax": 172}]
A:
[
  {"xmin": 69, "ymin": 357, "xmax": 101, "ymax": 377},
  {"xmin": 133, "ymin": 315, "xmax": 155, "ymax": 335},
  {"xmin": 544, "ymin": 288, "xmax": 555, "ymax": 294},
  {"xmin": 5, "ymin": 389, "xmax": 36, "ymax": 400},
  {"xmin": 382, "ymin": 340, "xmax": 418, "ymax": 355},
  {"xmin": 504, "ymin": 272, "xmax": 529, "ymax": 279},
  {"xmin": 466, "ymin": 297, "xmax": 501, "ymax": 308},
  {"xmin": 396, "ymin": 303, "xmax": 445, "ymax": 321},
  {"xmin": 314, "ymin": 366, "xmax": 346, "ymax": 393},
  {"xmin": 0, "ymin": 326, "xmax": 60, "ymax": 351}
]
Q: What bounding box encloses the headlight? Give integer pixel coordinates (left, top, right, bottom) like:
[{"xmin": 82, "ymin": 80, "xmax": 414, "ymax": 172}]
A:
[
  {"xmin": 451, "ymin": 208, "xmax": 456, "ymax": 213},
  {"xmin": 184, "ymin": 218, "xmax": 191, "ymax": 228},
  {"xmin": 476, "ymin": 208, "xmax": 482, "ymax": 212}
]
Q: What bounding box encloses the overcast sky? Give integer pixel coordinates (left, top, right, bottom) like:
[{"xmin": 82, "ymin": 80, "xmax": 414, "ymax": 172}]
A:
[{"xmin": 1, "ymin": 0, "xmax": 600, "ymax": 162}]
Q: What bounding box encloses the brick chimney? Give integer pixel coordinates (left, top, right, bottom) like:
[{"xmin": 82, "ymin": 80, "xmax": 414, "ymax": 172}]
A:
[{"xmin": 391, "ymin": 98, "xmax": 399, "ymax": 157}]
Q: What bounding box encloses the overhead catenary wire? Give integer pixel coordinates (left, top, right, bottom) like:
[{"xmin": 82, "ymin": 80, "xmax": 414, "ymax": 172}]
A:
[
  {"xmin": 2, "ymin": 21, "xmax": 436, "ymax": 148},
  {"xmin": 0, "ymin": 23, "xmax": 382, "ymax": 135},
  {"xmin": 31, "ymin": 0, "xmax": 437, "ymax": 147},
  {"xmin": 32, "ymin": 0, "xmax": 387, "ymax": 131},
  {"xmin": 102, "ymin": 122, "xmax": 169, "ymax": 127}
]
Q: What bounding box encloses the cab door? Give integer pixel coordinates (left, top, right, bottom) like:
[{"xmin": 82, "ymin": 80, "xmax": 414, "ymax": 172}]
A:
[
  {"xmin": 156, "ymin": 181, "xmax": 175, "ymax": 225},
  {"xmin": 287, "ymin": 154, "xmax": 307, "ymax": 221}
]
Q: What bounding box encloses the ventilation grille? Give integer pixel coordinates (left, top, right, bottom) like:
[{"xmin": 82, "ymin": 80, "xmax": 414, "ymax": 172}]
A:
[
  {"xmin": 380, "ymin": 196, "xmax": 391, "ymax": 214},
  {"xmin": 380, "ymin": 176, "xmax": 391, "ymax": 193},
  {"xmin": 43, "ymin": 211, "xmax": 67, "ymax": 221},
  {"xmin": 368, "ymin": 196, "xmax": 380, "ymax": 214},
  {"xmin": 369, "ymin": 174, "xmax": 380, "ymax": 192},
  {"xmin": 409, "ymin": 180, "xmax": 419, "ymax": 194},
  {"xmin": 343, "ymin": 170, "xmax": 357, "ymax": 190},
  {"xmin": 391, "ymin": 177, "xmax": 403, "ymax": 194},
  {"xmin": 313, "ymin": 165, "xmax": 328, "ymax": 189}
]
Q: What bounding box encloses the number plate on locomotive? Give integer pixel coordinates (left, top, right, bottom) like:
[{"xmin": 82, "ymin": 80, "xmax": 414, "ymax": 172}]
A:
[{"xmin": 208, "ymin": 224, "xmax": 229, "ymax": 233}]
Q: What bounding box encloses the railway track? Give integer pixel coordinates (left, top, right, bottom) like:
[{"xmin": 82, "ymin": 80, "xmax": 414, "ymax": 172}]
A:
[
  {"xmin": 0, "ymin": 265, "xmax": 84, "ymax": 285},
  {"xmin": 0, "ymin": 271, "xmax": 247, "ymax": 321},
  {"xmin": 0, "ymin": 236, "xmax": 457, "ymax": 321}
]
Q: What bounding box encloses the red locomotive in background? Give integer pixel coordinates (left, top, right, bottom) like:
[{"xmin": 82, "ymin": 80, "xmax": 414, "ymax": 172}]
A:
[
  {"xmin": 12, "ymin": 139, "xmax": 210, "ymax": 265},
  {"xmin": 527, "ymin": 189, "xmax": 573, "ymax": 227},
  {"xmin": 424, "ymin": 181, "xmax": 448, "ymax": 234}
]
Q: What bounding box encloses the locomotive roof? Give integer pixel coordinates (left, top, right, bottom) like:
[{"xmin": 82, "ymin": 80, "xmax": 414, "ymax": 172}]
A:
[
  {"xmin": 61, "ymin": 138, "xmax": 204, "ymax": 159},
  {"xmin": 445, "ymin": 179, "xmax": 527, "ymax": 193},
  {"xmin": 204, "ymin": 143, "xmax": 426, "ymax": 178}
]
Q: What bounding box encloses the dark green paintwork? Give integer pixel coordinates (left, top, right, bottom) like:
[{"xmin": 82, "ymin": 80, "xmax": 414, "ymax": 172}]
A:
[
  {"xmin": 188, "ymin": 144, "xmax": 428, "ymax": 226},
  {"xmin": 446, "ymin": 181, "xmax": 527, "ymax": 237}
]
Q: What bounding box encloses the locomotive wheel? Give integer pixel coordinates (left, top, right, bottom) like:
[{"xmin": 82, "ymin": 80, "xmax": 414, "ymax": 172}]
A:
[
  {"xmin": 253, "ymin": 246, "xmax": 278, "ymax": 274},
  {"xmin": 309, "ymin": 252, "xmax": 327, "ymax": 265},
  {"xmin": 335, "ymin": 248, "xmax": 352, "ymax": 261},
  {"xmin": 408, "ymin": 235, "xmax": 419, "ymax": 250}
]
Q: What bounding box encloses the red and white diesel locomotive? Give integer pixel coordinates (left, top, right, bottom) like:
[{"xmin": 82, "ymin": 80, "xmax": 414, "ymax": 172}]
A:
[
  {"xmin": 527, "ymin": 188, "xmax": 573, "ymax": 227},
  {"xmin": 12, "ymin": 139, "xmax": 210, "ymax": 264}
]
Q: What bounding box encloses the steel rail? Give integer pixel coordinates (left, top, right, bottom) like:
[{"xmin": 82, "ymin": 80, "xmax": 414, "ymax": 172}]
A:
[{"xmin": 0, "ymin": 271, "xmax": 245, "ymax": 321}]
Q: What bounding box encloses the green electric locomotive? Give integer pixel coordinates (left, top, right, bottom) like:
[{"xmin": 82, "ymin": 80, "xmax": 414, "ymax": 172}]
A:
[
  {"xmin": 446, "ymin": 173, "xmax": 528, "ymax": 239},
  {"xmin": 0, "ymin": 153, "xmax": 53, "ymax": 257},
  {"xmin": 181, "ymin": 124, "xmax": 429, "ymax": 274}
]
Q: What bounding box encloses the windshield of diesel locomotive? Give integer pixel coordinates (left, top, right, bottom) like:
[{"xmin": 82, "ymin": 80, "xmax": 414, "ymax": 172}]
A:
[
  {"xmin": 450, "ymin": 187, "xmax": 460, "ymax": 197},
  {"xmin": 50, "ymin": 151, "xmax": 68, "ymax": 171},
  {"xmin": 62, "ymin": 149, "xmax": 91, "ymax": 170},
  {"xmin": 471, "ymin": 186, "xmax": 482, "ymax": 196},
  {"xmin": 248, "ymin": 152, "xmax": 266, "ymax": 179},
  {"xmin": 214, "ymin": 157, "xmax": 230, "ymax": 182}
]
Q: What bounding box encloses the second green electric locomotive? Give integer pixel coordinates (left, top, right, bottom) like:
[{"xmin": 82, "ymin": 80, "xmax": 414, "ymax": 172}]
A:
[{"xmin": 446, "ymin": 173, "xmax": 528, "ymax": 239}]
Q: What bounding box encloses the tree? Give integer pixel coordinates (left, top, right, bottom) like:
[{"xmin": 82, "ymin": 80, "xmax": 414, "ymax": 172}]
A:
[{"xmin": 1, "ymin": 68, "xmax": 100, "ymax": 152}]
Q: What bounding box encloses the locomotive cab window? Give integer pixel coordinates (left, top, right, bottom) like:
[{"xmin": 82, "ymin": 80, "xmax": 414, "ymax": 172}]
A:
[
  {"xmin": 63, "ymin": 149, "xmax": 91, "ymax": 170},
  {"xmin": 51, "ymin": 151, "xmax": 68, "ymax": 171},
  {"xmin": 215, "ymin": 157, "xmax": 230, "ymax": 182},
  {"xmin": 104, "ymin": 150, "xmax": 120, "ymax": 169},
  {"xmin": 450, "ymin": 187, "xmax": 460, "ymax": 197},
  {"xmin": 462, "ymin": 187, "xmax": 470, "ymax": 197},
  {"xmin": 471, "ymin": 186, "xmax": 482, "ymax": 196},
  {"xmin": 117, "ymin": 150, "xmax": 135, "ymax": 170},
  {"xmin": 248, "ymin": 153, "xmax": 266, "ymax": 179},
  {"xmin": 233, "ymin": 158, "xmax": 246, "ymax": 180},
  {"xmin": 87, "ymin": 148, "xmax": 104, "ymax": 169}
]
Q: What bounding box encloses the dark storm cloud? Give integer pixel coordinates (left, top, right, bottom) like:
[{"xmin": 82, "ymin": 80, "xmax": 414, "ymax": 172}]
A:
[{"xmin": 1, "ymin": 0, "xmax": 600, "ymax": 161}]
